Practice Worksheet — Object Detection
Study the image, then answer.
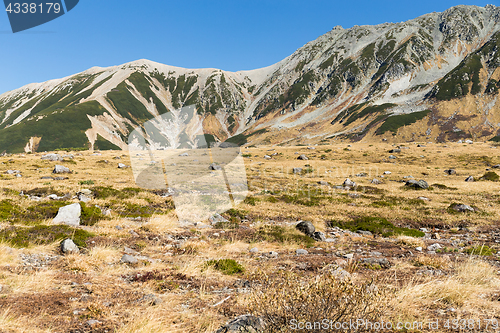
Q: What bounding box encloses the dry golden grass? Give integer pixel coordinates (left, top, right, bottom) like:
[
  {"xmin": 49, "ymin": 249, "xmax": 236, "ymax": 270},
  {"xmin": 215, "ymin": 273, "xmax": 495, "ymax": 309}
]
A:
[{"xmin": 0, "ymin": 142, "xmax": 499, "ymax": 332}]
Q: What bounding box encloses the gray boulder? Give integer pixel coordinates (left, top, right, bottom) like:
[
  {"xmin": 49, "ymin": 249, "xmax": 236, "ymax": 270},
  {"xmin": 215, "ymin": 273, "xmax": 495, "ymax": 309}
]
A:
[
  {"xmin": 295, "ymin": 221, "xmax": 315, "ymax": 236},
  {"xmin": 292, "ymin": 167, "xmax": 302, "ymax": 174},
  {"xmin": 465, "ymin": 176, "xmax": 474, "ymax": 182},
  {"xmin": 405, "ymin": 179, "xmax": 429, "ymax": 189},
  {"xmin": 297, "ymin": 154, "xmax": 308, "ymax": 160},
  {"xmin": 209, "ymin": 163, "xmax": 222, "ymax": 170},
  {"xmin": 343, "ymin": 178, "xmax": 356, "ymax": 187},
  {"xmin": 120, "ymin": 254, "xmax": 138, "ymax": 264},
  {"xmin": 60, "ymin": 239, "xmax": 79, "ymax": 254},
  {"xmin": 312, "ymin": 231, "xmax": 326, "ymax": 241},
  {"xmin": 215, "ymin": 315, "xmax": 265, "ymax": 333},
  {"xmin": 53, "ymin": 203, "xmax": 81, "ymax": 226},
  {"xmin": 451, "ymin": 204, "xmax": 475, "ymax": 212},
  {"xmin": 41, "ymin": 153, "xmax": 63, "ymax": 161},
  {"xmin": 53, "ymin": 165, "xmax": 70, "ymax": 174}
]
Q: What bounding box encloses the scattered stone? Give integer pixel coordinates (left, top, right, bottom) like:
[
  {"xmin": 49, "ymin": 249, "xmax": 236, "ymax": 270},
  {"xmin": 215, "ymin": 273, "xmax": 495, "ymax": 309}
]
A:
[
  {"xmin": 444, "ymin": 169, "xmax": 456, "ymax": 175},
  {"xmin": 47, "ymin": 194, "xmax": 63, "ymax": 200},
  {"xmin": 343, "ymin": 178, "xmax": 356, "ymax": 187},
  {"xmin": 54, "ymin": 177, "xmax": 69, "ymax": 180},
  {"xmin": 41, "ymin": 176, "xmax": 55, "ymax": 180},
  {"xmin": 60, "ymin": 239, "xmax": 79, "ymax": 254},
  {"xmin": 318, "ymin": 180, "xmax": 329, "ymax": 186},
  {"xmin": 295, "ymin": 221, "xmax": 315, "ymax": 236},
  {"xmin": 355, "ymin": 172, "xmax": 368, "ymax": 177},
  {"xmin": 358, "ymin": 230, "xmax": 373, "ymax": 236},
  {"xmin": 263, "ymin": 155, "xmax": 272, "ymax": 160},
  {"xmin": 371, "ymin": 178, "xmax": 382, "ymax": 184},
  {"xmin": 120, "ymin": 254, "xmax": 138, "ymax": 264},
  {"xmin": 428, "ymin": 243, "xmax": 442, "ymax": 251},
  {"xmin": 215, "ymin": 315, "xmax": 266, "ymax": 333},
  {"xmin": 118, "ymin": 163, "xmax": 129, "ymax": 169},
  {"xmin": 209, "ymin": 163, "xmax": 222, "ymax": 170},
  {"xmin": 451, "ymin": 204, "xmax": 475, "ymax": 212},
  {"xmin": 292, "ymin": 167, "xmax": 302, "ymax": 174},
  {"xmin": 405, "ymin": 179, "xmax": 429, "ymax": 189},
  {"xmin": 389, "ymin": 155, "xmax": 397, "ymax": 159},
  {"xmin": 249, "ymin": 247, "xmax": 259, "ymax": 253},
  {"xmin": 6, "ymin": 170, "xmax": 20, "ymax": 174},
  {"xmin": 53, "ymin": 165, "xmax": 70, "ymax": 174},
  {"xmin": 53, "ymin": 203, "xmax": 81, "ymax": 227},
  {"xmin": 362, "ymin": 257, "xmax": 391, "ymax": 268},
  {"xmin": 415, "ymin": 247, "xmax": 423, "ymax": 252},
  {"xmin": 389, "ymin": 149, "xmax": 401, "ymax": 153},
  {"xmin": 296, "ymin": 249, "xmax": 308, "ymax": 255},
  {"xmin": 465, "ymin": 176, "xmax": 474, "ymax": 182},
  {"xmin": 343, "ymin": 253, "xmax": 354, "ymax": 259},
  {"xmin": 418, "ymin": 197, "xmax": 430, "ymax": 201},
  {"xmin": 297, "ymin": 154, "xmax": 308, "ymax": 160},
  {"xmin": 134, "ymin": 293, "xmax": 163, "ymax": 306},
  {"xmin": 383, "ymin": 171, "xmax": 392, "ymax": 175},
  {"xmin": 492, "ymin": 164, "xmax": 500, "ymax": 169},
  {"xmin": 432, "ymin": 233, "xmax": 441, "ymax": 240},
  {"xmin": 267, "ymin": 251, "xmax": 278, "ymax": 259},
  {"xmin": 179, "ymin": 153, "xmax": 189, "ymax": 157},
  {"xmin": 209, "ymin": 213, "xmax": 229, "ymax": 224},
  {"xmin": 465, "ymin": 139, "xmax": 473, "ymax": 144},
  {"xmin": 312, "ymin": 231, "xmax": 326, "ymax": 242},
  {"xmin": 41, "ymin": 153, "xmax": 63, "ymax": 161}
]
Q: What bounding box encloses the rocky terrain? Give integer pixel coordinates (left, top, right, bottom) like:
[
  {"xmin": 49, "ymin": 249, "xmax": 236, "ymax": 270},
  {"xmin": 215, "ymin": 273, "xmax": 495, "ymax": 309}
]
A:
[
  {"xmin": 1, "ymin": 5, "xmax": 499, "ymax": 152},
  {"xmin": 0, "ymin": 141, "xmax": 499, "ymax": 332}
]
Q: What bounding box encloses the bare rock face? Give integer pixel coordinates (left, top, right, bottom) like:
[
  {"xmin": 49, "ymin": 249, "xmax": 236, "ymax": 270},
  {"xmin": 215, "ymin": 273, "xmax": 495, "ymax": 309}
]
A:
[{"xmin": 53, "ymin": 203, "xmax": 81, "ymax": 227}]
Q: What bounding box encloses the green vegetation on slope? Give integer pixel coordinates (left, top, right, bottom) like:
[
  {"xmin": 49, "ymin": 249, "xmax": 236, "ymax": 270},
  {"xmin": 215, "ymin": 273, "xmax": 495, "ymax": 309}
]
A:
[{"xmin": 376, "ymin": 110, "xmax": 431, "ymax": 135}]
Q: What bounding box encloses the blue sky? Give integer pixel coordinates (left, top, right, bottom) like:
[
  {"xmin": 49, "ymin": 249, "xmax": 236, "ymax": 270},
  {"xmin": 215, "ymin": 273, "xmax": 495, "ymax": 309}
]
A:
[{"xmin": 0, "ymin": 0, "xmax": 496, "ymax": 94}]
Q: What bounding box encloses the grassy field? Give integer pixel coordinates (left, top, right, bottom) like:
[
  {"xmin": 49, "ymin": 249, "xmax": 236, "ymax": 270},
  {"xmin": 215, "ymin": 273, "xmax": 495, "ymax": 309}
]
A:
[{"xmin": 0, "ymin": 141, "xmax": 499, "ymax": 332}]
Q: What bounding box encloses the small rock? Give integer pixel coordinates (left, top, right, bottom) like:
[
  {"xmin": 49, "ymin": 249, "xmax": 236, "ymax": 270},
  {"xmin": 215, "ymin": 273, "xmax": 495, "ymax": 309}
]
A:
[
  {"xmin": 118, "ymin": 163, "xmax": 129, "ymax": 169},
  {"xmin": 249, "ymin": 247, "xmax": 259, "ymax": 253},
  {"xmin": 215, "ymin": 315, "xmax": 266, "ymax": 333},
  {"xmin": 179, "ymin": 152, "xmax": 189, "ymax": 157},
  {"xmin": 53, "ymin": 165, "xmax": 70, "ymax": 174},
  {"xmin": 263, "ymin": 155, "xmax": 271, "ymax": 160},
  {"xmin": 209, "ymin": 163, "xmax": 222, "ymax": 170},
  {"xmin": 120, "ymin": 254, "xmax": 138, "ymax": 264},
  {"xmin": 267, "ymin": 251, "xmax": 278, "ymax": 258},
  {"xmin": 415, "ymin": 247, "xmax": 423, "ymax": 252},
  {"xmin": 53, "ymin": 203, "xmax": 81, "ymax": 227},
  {"xmin": 60, "ymin": 239, "xmax": 79, "ymax": 254},
  {"xmin": 371, "ymin": 178, "xmax": 382, "ymax": 184},
  {"xmin": 297, "ymin": 154, "xmax": 308, "ymax": 160},
  {"xmin": 389, "ymin": 149, "xmax": 401, "ymax": 153},
  {"xmin": 312, "ymin": 231, "xmax": 326, "ymax": 242},
  {"xmin": 318, "ymin": 180, "xmax": 329, "ymax": 186},
  {"xmin": 465, "ymin": 176, "xmax": 474, "ymax": 182},
  {"xmin": 343, "ymin": 178, "xmax": 356, "ymax": 187},
  {"xmin": 343, "ymin": 253, "xmax": 354, "ymax": 259},
  {"xmin": 296, "ymin": 249, "xmax": 308, "ymax": 255},
  {"xmin": 41, "ymin": 153, "xmax": 63, "ymax": 161},
  {"xmin": 389, "ymin": 155, "xmax": 397, "ymax": 159},
  {"xmin": 451, "ymin": 204, "xmax": 474, "ymax": 212},
  {"xmin": 209, "ymin": 213, "xmax": 229, "ymax": 224},
  {"xmin": 428, "ymin": 243, "xmax": 442, "ymax": 251},
  {"xmin": 405, "ymin": 179, "xmax": 429, "ymax": 189},
  {"xmin": 295, "ymin": 221, "xmax": 315, "ymax": 236},
  {"xmin": 292, "ymin": 167, "xmax": 302, "ymax": 174},
  {"xmin": 444, "ymin": 169, "xmax": 456, "ymax": 175},
  {"xmin": 432, "ymin": 233, "xmax": 441, "ymax": 240},
  {"xmin": 362, "ymin": 257, "xmax": 391, "ymax": 268},
  {"xmin": 383, "ymin": 171, "xmax": 392, "ymax": 175},
  {"xmin": 358, "ymin": 230, "xmax": 373, "ymax": 236}
]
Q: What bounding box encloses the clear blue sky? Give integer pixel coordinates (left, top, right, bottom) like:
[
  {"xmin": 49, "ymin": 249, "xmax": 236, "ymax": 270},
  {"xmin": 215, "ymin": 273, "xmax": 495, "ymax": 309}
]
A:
[{"xmin": 0, "ymin": 0, "xmax": 496, "ymax": 94}]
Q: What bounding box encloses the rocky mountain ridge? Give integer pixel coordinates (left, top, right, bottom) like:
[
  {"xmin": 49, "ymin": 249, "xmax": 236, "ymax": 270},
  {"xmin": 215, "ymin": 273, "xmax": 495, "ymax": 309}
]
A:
[{"xmin": 0, "ymin": 4, "xmax": 499, "ymax": 152}]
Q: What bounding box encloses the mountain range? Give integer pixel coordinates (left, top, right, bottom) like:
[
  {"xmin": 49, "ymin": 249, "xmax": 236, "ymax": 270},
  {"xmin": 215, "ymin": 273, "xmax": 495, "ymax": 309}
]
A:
[{"xmin": 1, "ymin": 4, "xmax": 499, "ymax": 153}]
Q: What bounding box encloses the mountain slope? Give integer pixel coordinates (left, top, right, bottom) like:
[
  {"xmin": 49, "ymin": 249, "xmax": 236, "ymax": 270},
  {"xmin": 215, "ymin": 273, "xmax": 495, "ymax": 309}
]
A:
[{"xmin": 0, "ymin": 4, "xmax": 499, "ymax": 152}]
